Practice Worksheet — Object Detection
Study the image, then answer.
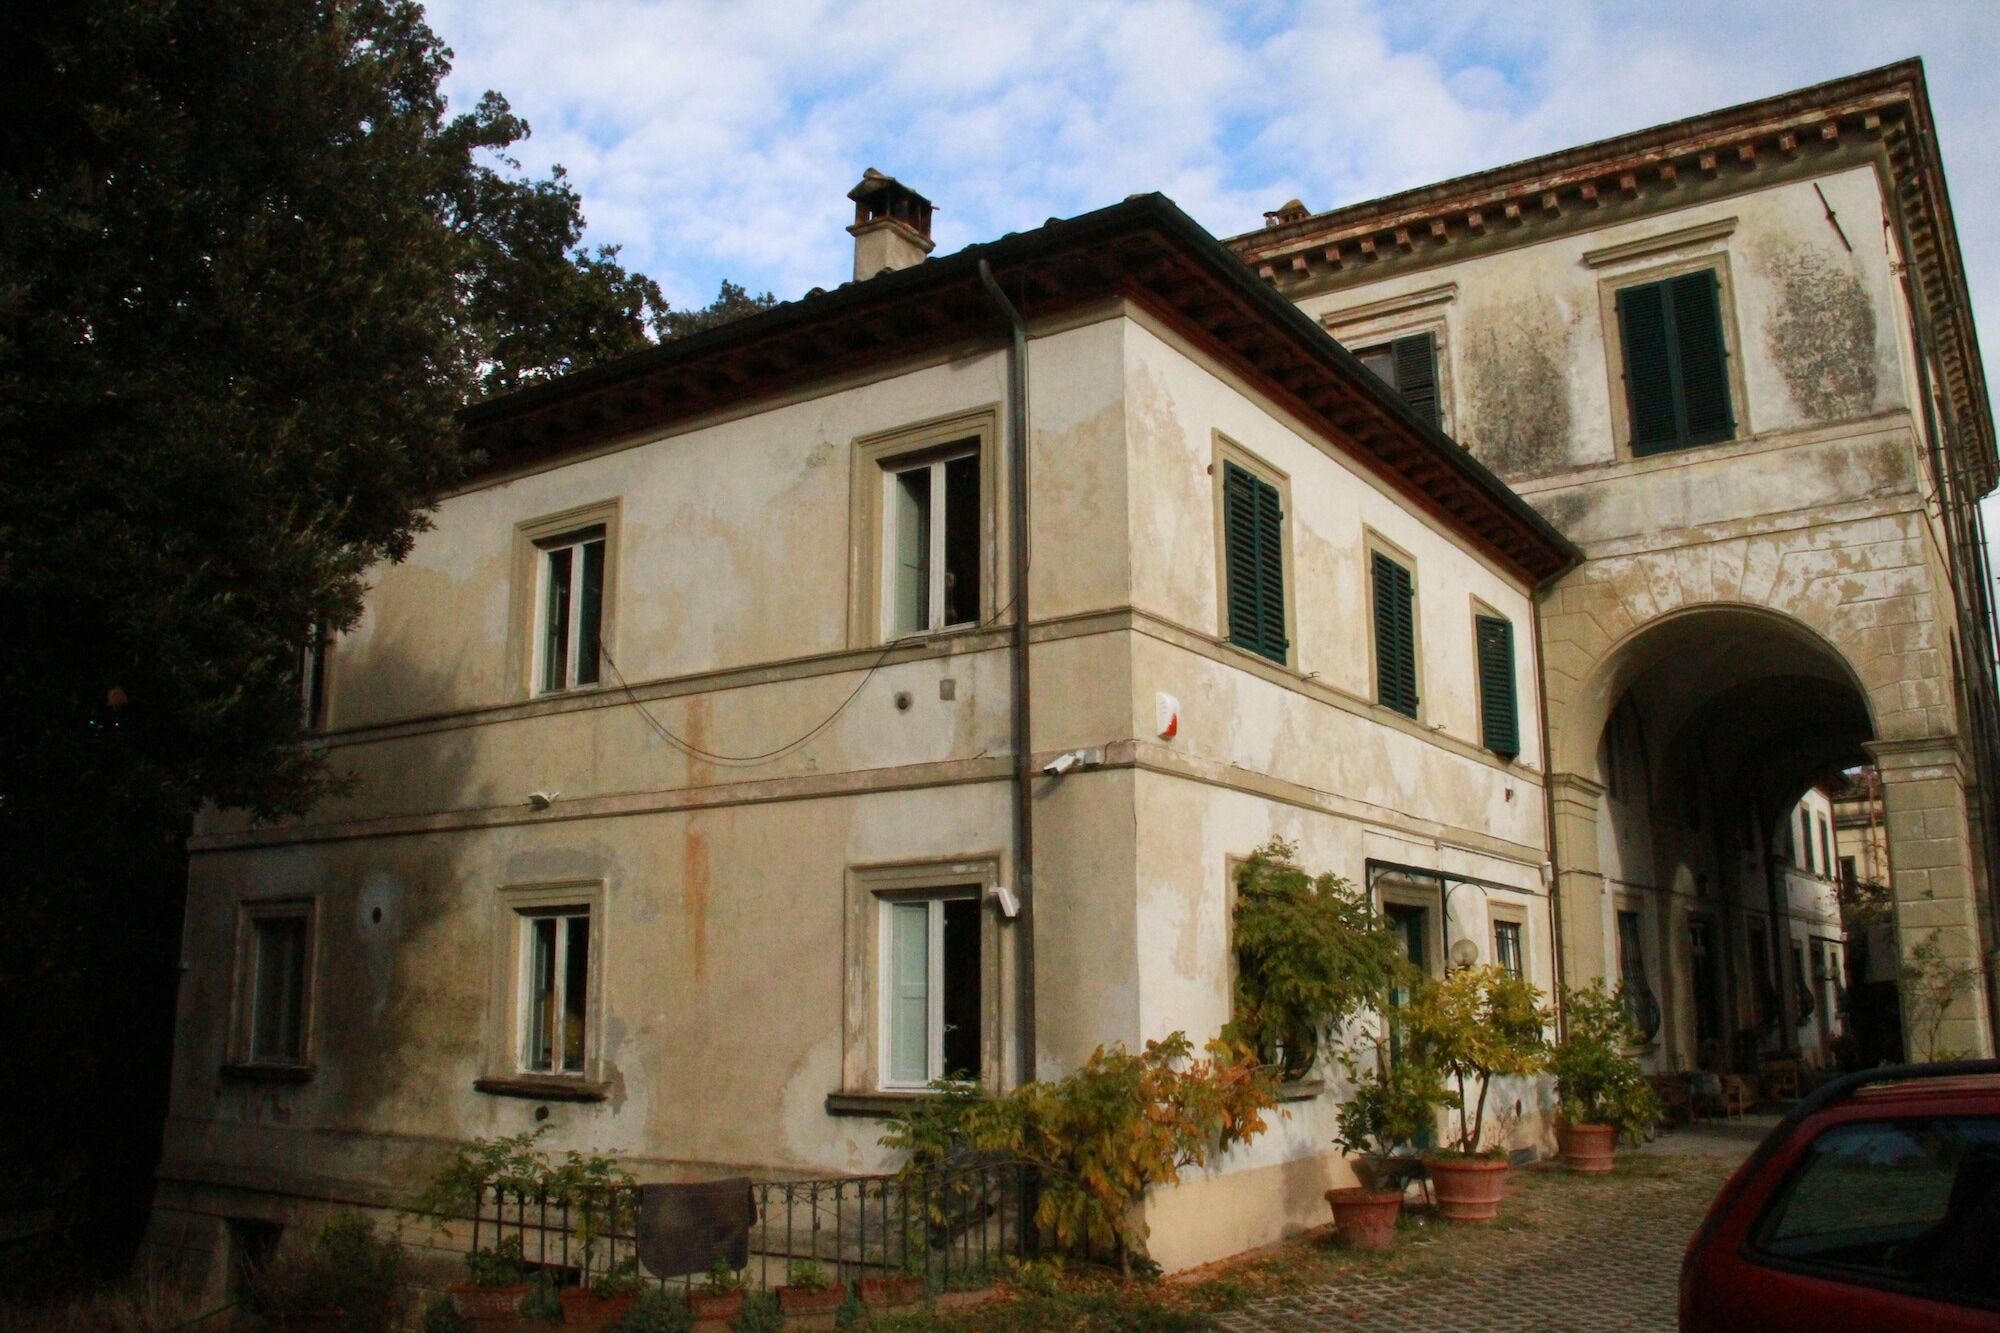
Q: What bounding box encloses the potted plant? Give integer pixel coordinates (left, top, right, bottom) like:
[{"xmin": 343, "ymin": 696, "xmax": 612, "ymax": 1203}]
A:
[
  {"xmin": 519, "ymin": 1272, "xmax": 564, "ymax": 1326},
  {"xmin": 450, "ymin": 1235, "xmax": 531, "ymax": 1323},
  {"xmin": 775, "ymin": 1259, "xmax": 845, "ymax": 1322},
  {"xmin": 1325, "ymin": 1042, "xmax": 1450, "ymax": 1250},
  {"xmin": 687, "ymin": 1257, "xmax": 747, "ymax": 1323},
  {"xmin": 611, "ymin": 1286, "xmax": 694, "ymax": 1332},
  {"xmin": 1228, "ymin": 841, "xmax": 1413, "ymax": 1081},
  {"xmin": 1403, "ymin": 964, "xmax": 1549, "ymax": 1222},
  {"xmin": 1550, "ymin": 981, "xmax": 1664, "ymax": 1174},
  {"xmin": 855, "ymin": 1251, "xmax": 926, "ymax": 1310},
  {"xmin": 560, "ymin": 1258, "xmax": 645, "ymax": 1329}
]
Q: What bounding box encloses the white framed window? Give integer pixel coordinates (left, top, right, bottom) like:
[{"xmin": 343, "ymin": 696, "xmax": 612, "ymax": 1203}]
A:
[
  {"xmin": 536, "ymin": 527, "xmax": 606, "ymax": 693},
  {"xmin": 483, "ymin": 881, "xmax": 606, "ymax": 1092},
  {"xmin": 880, "ymin": 892, "xmax": 983, "ymax": 1088},
  {"xmin": 517, "ymin": 907, "xmax": 591, "ymax": 1075},
  {"xmin": 233, "ymin": 898, "xmax": 316, "ymax": 1068},
  {"xmin": 883, "ymin": 448, "xmax": 981, "ymax": 637}
]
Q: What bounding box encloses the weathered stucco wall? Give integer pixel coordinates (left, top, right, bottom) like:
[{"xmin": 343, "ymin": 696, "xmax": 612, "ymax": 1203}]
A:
[
  {"xmin": 1296, "ymin": 165, "xmax": 1907, "ymax": 485},
  {"xmin": 161, "ymin": 303, "xmax": 1560, "ymax": 1284}
]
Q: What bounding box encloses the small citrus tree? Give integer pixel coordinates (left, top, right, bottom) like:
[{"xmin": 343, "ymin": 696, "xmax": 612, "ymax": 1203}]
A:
[
  {"xmin": 881, "ymin": 1033, "xmax": 1276, "ymax": 1276},
  {"xmin": 1403, "ymin": 965, "xmax": 1549, "ymax": 1156},
  {"xmin": 1228, "ymin": 839, "xmax": 1412, "ymax": 1078},
  {"xmin": 1548, "ymin": 981, "xmax": 1661, "ymax": 1143}
]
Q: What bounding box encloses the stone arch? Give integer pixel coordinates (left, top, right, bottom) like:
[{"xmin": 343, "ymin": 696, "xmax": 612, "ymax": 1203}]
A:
[
  {"xmin": 1542, "ymin": 517, "xmax": 1952, "ymax": 782},
  {"xmin": 1538, "ymin": 518, "xmax": 1990, "ymax": 1060},
  {"xmin": 1552, "ymin": 600, "xmax": 1878, "ymax": 783}
]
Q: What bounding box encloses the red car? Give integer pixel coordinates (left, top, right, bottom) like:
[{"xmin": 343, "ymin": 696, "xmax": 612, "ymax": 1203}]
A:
[{"xmin": 1681, "ymin": 1060, "xmax": 2000, "ymax": 1331}]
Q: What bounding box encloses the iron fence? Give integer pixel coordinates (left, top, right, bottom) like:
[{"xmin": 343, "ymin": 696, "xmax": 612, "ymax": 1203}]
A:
[{"xmin": 464, "ymin": 1160, "xmax": 1047, "ymax": 1294}]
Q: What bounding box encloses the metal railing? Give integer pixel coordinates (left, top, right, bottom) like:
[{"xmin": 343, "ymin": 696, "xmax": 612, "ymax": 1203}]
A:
[{"xmin": 465, "ymin": 1161, "xmax": 1045, "ymax": 1294}]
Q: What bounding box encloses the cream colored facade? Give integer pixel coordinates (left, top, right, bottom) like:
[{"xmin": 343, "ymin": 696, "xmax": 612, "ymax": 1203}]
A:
[
  {"xmin": 149, "ymin": 199, "xmax": 1567, "ymax": 1286},
  {"xmin": 1233, "ymin": 60, "xmax": 1999, "ymax": 1069}
]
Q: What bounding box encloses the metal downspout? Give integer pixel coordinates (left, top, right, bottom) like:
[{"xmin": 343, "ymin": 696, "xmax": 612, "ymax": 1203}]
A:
[
  {"xmin": 979, "ymin": 260, "xmax": 1035, "ymax": 1087},
  {"xmin": 1532, "ymin": 595, "xmax": 1567, "ymax": 1041}
]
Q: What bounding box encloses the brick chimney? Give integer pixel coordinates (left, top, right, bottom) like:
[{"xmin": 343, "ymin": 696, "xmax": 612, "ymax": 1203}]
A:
[{"xmin": 848, "ymin": 168, "xmax": 935, "ymax": 281}]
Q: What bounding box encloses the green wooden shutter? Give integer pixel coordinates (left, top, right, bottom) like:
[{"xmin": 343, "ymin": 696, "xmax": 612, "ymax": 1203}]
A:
[
  {"xmin": 1475, "ymin": 615, "xmax": 1519, "ymax": 758},
  {"xmin": 1372, "ymin": 552, "xmax": 1418, "ymax": 717},
  {"xmin": 1392, "ymin": 333, "xmax": 1440, "ymax": 431},
  {"xmin": 1224, "ymin": 463, "xmax": 1287, "ymax": 663},
  {"xmin": 1670, "ymin": 271, "xmax": 1734, "ymax": 445},
  {"xmin": 1619, "ymin": 270, "xmax": 1734, "ymax": 455},
  {"xmin": 1618, "ymin": 281, "xmax": 1680, "ymax": 453}
]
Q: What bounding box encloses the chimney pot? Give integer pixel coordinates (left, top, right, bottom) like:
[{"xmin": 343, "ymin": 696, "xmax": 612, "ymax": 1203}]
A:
[{"xmin": 847, "ymin": 168, "xmax": 936, "ymax": 281}]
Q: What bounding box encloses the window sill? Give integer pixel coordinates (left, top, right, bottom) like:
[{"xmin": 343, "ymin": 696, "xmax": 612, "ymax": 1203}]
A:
[
  {"xmin": 220, "ymin": 1062, "xmax": 315, "ymax": 1084},
  {"xmin": 1275, "ymin": 1078, "xmax": 1326, "ymax": 1103},
  {"xmin": 825, "ymin": 1090, "xmax": 988, "ymax": 1118},
  {"xmin": 474, "ymin": 1075, "xmax": 609, "ymax": 1103}
]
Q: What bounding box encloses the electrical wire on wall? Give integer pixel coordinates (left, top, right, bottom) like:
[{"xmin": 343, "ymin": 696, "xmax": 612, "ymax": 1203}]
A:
[{"xmin": 595, "ymin": 595, "xmax": 1018, "ymax": 769}]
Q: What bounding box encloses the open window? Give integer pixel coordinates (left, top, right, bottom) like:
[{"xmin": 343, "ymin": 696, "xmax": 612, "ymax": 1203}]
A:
[
  {"xmin": 481, "ymin": 880, "xmax": 607, "ymax": 1096},
  {"xmin": 849, "ymin": 411, "xmax": 998, "ymax": 646},
  {"xmin": 841, "ymin": 857, "xmax": 1004, "ymax": 1097}
]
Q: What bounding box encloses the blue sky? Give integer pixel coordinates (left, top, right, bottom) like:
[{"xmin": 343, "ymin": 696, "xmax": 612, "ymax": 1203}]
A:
[{"xmin": 424, "ymin": 0, "xmax": 2000, "ymax": 551}]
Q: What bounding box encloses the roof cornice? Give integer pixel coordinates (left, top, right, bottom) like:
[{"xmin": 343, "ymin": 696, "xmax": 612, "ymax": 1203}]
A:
[
  {"xmin": 1226, "ymin": 59, "xmax": 1994, "ymax": 497},
  {"xmin": 461, "ymin": 195, "xmax": 1578, "ymax": 584}
]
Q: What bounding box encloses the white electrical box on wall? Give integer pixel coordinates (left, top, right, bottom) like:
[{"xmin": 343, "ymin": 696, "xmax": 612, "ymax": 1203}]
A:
[{"xmin": 1156, "ymin": 692, "xmax": 1180, "ymax": 740}]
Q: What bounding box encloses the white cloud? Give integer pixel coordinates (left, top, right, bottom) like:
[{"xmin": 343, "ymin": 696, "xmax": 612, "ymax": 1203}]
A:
[{"xmin": 420, "ymin": 0, "xmax": 2000, "ymax": 431}]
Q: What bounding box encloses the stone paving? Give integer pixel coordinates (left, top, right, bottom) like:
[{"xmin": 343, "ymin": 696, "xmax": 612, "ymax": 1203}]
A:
[{"xmin": 1212, "ymin": 1117, "xmax": 1777, "ymax": 1333}]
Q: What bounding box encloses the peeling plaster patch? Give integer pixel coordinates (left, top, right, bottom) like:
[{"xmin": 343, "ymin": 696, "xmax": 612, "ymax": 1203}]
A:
[
  {"xmin": 1762, "ymin": 245, "xmax": 1877, "ymax": 422},
  {"xmin": 1458, "ymin": 311, "xmax": 1571, "ymax": 477}
]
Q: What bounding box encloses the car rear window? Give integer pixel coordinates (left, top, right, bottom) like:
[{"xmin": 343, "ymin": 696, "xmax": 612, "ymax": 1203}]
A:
[{"xmin": 1749, "ymin": 1116, "xmax": 2000, "ymax": 1306}]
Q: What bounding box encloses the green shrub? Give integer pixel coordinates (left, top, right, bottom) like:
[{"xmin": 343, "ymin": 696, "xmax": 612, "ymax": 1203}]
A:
[
  {"xmin": 730, "ymin": 1291, "xmax": 783, "ymax": 1332},
  {"xmin": 463, "ymin": 1234, "xmax": 526, "ymax": 1288},
  {"xmin": 423, "ymin": 1293, "xmax": 472, "ymax": 1333},
  {"xmin": 519, "ymin": 1271, "xmax": 563, "ymax": 1324},
  {"xmin": 1228, "ymin": 840, "xmax": 1412, "ymax": 1078},
  {"xmin": 882, "ymin": 1031, "xmax": 1275, "ymax": 1276},
  {"xmin": 701, "ymin": 1257, "xmax": 746, "ymax": 1295},
  {"xmin": 614, "ymin": 1287, "xmax": 694, "ymax": 1333},
  {"xmin": 1550, "ymin": 981, "xmax": 1662, "ymax": 1143},
  {"xmin": 247, "ymin": 1212, "xmax": 406, "ymax": 1330},
  {"xmin": 1331, "ymin": 1039, "xmax": 1456, "ymax": 1157},
  {"xmin": 783, "ymin": 1259, "xmax": 831, "ymax": 1291}
]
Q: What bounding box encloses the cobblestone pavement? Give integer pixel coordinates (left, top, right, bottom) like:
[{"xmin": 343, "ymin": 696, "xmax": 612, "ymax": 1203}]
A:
[{"xmin": 1213, "ymin": 1120, "xmax": 1773, "ymax": 1332}]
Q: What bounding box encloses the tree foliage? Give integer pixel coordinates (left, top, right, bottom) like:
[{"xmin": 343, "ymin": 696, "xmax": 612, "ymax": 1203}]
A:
[
  {"xmin": 660, "ymin": 280, "xmax": 779, "ymax": 341},
  {"xmin": 1227, "ymin": 840, "xmax": 1412, "ymax": 1079},
  {"xmin": 0, "ymin": 0, "xmax": 744, "ymax": 1270},
  {"xmin": 881, "ymin": 1034, "xmax": 1276, "ymax": 1276},
  {"xmin": 1402, "ymin": 965, "xmax": 1549, "ymax": 1156}
]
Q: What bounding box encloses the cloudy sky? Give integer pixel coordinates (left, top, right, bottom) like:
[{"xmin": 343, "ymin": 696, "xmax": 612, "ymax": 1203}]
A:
[{"xmin": 424, "ymin": 1, "xmax": 1999, "ymax": 339}]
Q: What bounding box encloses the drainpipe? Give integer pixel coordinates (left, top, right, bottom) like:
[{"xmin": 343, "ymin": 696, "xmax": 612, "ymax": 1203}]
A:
[
  {"xmin": 979, "ymin": 260, "xmax": 1036, "ymax": 1087},
  {"xmin": 1532, "ymin": 593, "xmax": 1567, "ymax": 1041}
]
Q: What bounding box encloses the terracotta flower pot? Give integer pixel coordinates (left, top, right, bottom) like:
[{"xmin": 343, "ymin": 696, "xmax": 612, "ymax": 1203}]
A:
[
  {"xmin": 1324, "ymin": 1186, "xmax": 1403, "ymax": 1251},
  {"xmin": 777, "ymin": 1282, "xmax": 847, "ymax": 1326},
  {"xmin": 450, "ymin": 1283, "xmax": 528, "ymax": 1322},
  {"xmin": 558, "ymin": 1287, "xmax": 639, "ymax": 1329},
  {"xmin": 688, "ymin": 1288, "xmax": 747, "ymax": 1322},
  {"xmin": 1558, "ymin": 1121, "xmax": 1619, "ymax": 1175},
  {"xmin": 1424, "ymin": 1156, "xmax": 1510, "ymax": 1222},
  {"xmin": 856, "ymin": 1274, "xmax": 925, "ymax": 1309}
]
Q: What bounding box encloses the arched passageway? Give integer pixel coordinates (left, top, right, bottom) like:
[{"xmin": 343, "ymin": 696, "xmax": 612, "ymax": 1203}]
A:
[{"xmin": 1545, "ymin": 603, "xmax": 1994, "ymax": 1067}]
